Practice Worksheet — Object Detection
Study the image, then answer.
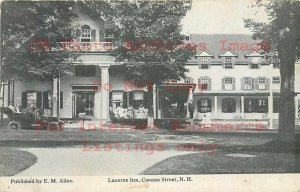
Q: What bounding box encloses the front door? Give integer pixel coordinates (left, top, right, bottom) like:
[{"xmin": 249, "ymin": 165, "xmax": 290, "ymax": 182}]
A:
[{"xmin": 73, "ymin": 91, "xmax": 95, "ymax": 117}]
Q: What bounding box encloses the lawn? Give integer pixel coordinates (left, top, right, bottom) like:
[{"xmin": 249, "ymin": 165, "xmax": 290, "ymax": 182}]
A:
[
  {"xmin": 141, "ymin": 151, "xmax": 298, "ymax": 174},
  {"xmin": 0, "ymin": 148, "xmax": 37, "ymax": 176}
]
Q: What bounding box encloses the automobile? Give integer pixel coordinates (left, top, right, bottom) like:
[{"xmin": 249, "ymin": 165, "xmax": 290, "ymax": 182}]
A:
[{"xmin": 0, "ymin": 106, "xmax": 64, "ymax": 130}]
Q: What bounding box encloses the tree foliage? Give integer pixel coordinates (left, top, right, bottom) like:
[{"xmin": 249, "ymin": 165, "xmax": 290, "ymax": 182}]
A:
[
  {"xmin": 244, "ymin": 0, "xmax": 300, "ymax": 143},
  {"xmin": 82, "ymin": 0, "xmax": 195, "ymax": 88},
  {"xmin": 1, "ymin": 1, "xmax": 78, "ymax": 81}
]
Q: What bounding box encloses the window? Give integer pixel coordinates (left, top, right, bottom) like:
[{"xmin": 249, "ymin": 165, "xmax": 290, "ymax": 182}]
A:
[
  {"xmin": 197, "ymin": 98, "xmax": 211, "ymax": 113},
  {"xmin": 272, "ymin": 77, "xmax": 280, "ymax": 84},
  {"xmin": 198, "ymin": 77, "xmax": 210, "ymax": 90},
  {"xmin": 273, "ymin": 98, "xmax": 279, "ymax": 113},
  {"xmin": 104, "ymin": 29, "xmax": 113, "ymax": 42},
  {"xmin": 21, "ymin": 91, "xmax": 62, "ymax": 109},
  {"xmin": 244, "ymin": 98, "xmax": 268, "ymax": 113},
  {"xmin": 243, "ymin": 77, "xmax": 253, "ymax": 90},
  {"xmin": 112, "ymin": 91, "xmax": 123, "ymax": 108},
  {"xmin": 80, "ymin": 25, "xmax": 91, "ymax": 43},
  {"xmin": 75, "ymin": 65, "xmax": 96, "ymax": 77},
  {"xmin": 198, "ymin": 57, "xmax": 211, "ymax": 69},
  {"xmin": 132, "ymin": 91, "xmax": 144, "ymax": 108},
  {"xmin": 249, "ymin": 57, "xmax": 261, "ymax": 69},
  {"xmin": 222, "ymin": 77, "xmax": 235, "ymax": 90},
  {"xmin": 222, "ymin": 98, "xmax": 236, "ymax": 113},
  {"xmin": 223, "ymin": 57, "xmax": 234, "ymax": 69},
  {"xmin": 184, "ymin": 77, "xmax": 193, "ymax": 84},
  {"xmin": 257, "ymin": 77, "xmax": 266, "ymax": 90}
]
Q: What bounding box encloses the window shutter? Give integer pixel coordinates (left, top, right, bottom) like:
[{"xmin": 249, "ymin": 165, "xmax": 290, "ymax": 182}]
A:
[
  {"xmin": 21, "ymin": 92, "xmax": 27, "ymax": 108},
  {"xmin": 241, "ymin": 78, "xmax": 244, "ymax": 90},
  {"xmin": 143, "ymin": 91, "xmax": 147, "ymax": 107},
  {"xmin": 43, "ymin": 91, "xmax": 49, "ymax": 109},
  {"xmin": 266, "ymin": 78, "xmax": 270, "ymax": 90},
  {"xmin": 208, "ymin": 99, "xmax": 211, "ymax": 112},
  {"xmin": 254, "ymin": 78, "xmax": 258, "ymax": 90},
  {"xmin": 60, "ymin": 92, "xmax": 63, "ymax": 109},
  {"xmin": 129, "ymin": 92, "xmax": 133, "ymax": 107},
  {"xmin": 91, "ymin": 29, "xmax": 96, "ymax": 42},
  {"xmin": 123, "ymin": 92, "xmax": 128, "ymax": 108},
  {"xmin": 232, "ymin": 78, "xmax": 235, "ymax": 90},
  {"xmin": 232, "ymin": 99, "xmax": 236, "ymax": 112},
  {"xmin": 252, "ymin": 78, "xmax": 255, "ymax": 89},
  {"xmin": 222, "ymin": 78, "xmax": 225, "ymax": 90},
  {"xmin": 109, "ymin": 91, "xmax": 112, "ymax": 107},
  {"xmin": 208, "ymin": 78, "xmax": 212, "ymax": 90},
  {"xmin": 99, "ymin": 28, "xmax": 105, "ymax": 42},
  {"xmin": 222, "ymin": 99, "xmax": 225, "ymax": 112},
  {"xmin": 76, "ymin": 29, "xmax": 81, "ymax": 42},
  {"xmin": 37, "ymin": 92, "xmax": 42, "ymax": 108}
]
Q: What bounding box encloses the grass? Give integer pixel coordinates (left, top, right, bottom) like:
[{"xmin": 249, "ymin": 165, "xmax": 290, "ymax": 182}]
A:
[
  {"xmin": 141, "ymin": 151, "xmax": 298, "ymax": 175},
  {"xmin": 0, "ymin": 148, "xmax": 37, "ymax": 176}
]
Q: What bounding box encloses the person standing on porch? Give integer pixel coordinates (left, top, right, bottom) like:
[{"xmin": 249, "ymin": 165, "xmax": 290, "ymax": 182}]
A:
[{"xmin": 188, "ymin": 100, "xmax": 195, "ymax": 123}]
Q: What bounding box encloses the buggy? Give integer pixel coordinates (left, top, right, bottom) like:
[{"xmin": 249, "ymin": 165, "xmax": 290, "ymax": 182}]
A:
[{"xmin": 0, "ymin": 107, "xmax": 64, "ymax": 130}]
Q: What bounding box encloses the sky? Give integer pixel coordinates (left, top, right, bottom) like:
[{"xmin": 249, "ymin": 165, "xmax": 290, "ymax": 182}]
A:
[{"xmin": 181, "ymin": 0, "xmax": 269, "ymax": 34}]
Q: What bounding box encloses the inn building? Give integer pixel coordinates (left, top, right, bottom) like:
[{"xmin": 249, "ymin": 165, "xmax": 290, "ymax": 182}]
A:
[{"xmin": 1, "ymin": 9, "xmax": 299, "ymax": 128}]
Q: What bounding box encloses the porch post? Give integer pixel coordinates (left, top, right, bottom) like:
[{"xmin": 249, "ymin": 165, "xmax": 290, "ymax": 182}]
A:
[
  {"xmin": 241, "ymin": 96, "xmax": 244, "ymax": 117},
  {"xmin": 214, "ymin": 96, "xmax": 217, "ymax": 118},
  {"xmin": 100, "ymin": 66, "xmax": 110, "ymax": 123},
  {"xmin": 153, "ymin": 84, "xmax": 157, "ymax": 119},
  {"xmin": 295, "ymin": 96, "xmax": 299, "ymax": 119},
  {"xmin": 52, "ymin": 78, "xmax": 58, "ymax": 117},
  {"xmin": 268, "ymin": 78, "xmax": 273, "ymax": 129}
]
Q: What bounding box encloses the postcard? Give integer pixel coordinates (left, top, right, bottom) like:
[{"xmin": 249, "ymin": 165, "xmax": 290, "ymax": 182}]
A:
[{"xmin": 0, "ymin": 0, "xmax": 299, "ymax": 191}]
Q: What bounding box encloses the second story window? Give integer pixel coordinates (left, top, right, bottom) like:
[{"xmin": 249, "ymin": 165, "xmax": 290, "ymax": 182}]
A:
[
  {"xmin": 242, "ymin": 77, "xmax": 253, "ymax": 90},
  {"xmin": 272, "ymin": 77, "xmax": 280, "ymax": 84},
  {"xmin": 257, "ymin": 77, "xmax": 266, "ymax": 90},
  {"xmin": 222, "ymin": 77, "xmax": 235, "ymax": 90},
  {"xmin": 198, "ymin": 57, "xmax": 211, "ymax": 69},
  {"xmin": 223, "ymin": 57, "xmax": 234, "ymax": 69},
  {"xmin": 249, "ymin": 57, "xmax": 261, "ymax": 69},
  {"xmin": 80, "ymin": 25, "xmax": 91, "ymax": 42},
  {"xmin": 198, "ymin": 77, "xmax": 211, "ymax": 90},
  {"xmin": 104, "ymin": 29, "xmax": 113, "ymax": 42},
  {"xmin": 184, "ymin": 77, "xmax": 194, "ymax": 84}
]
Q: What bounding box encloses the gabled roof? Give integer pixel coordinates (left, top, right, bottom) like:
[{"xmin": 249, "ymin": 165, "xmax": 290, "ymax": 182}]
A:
[
  {"xmin": 245, "ymin": 48, "xmax": 264, "ymax": 58},
  {"xmin": 218, "ymin": 48, "xmax": 238, "ymax": 57},
  {"xmin": 188, "ymin": 34, "xmax": 267, "ymax": 63},
  {"xmin": 195, "ymin": 49, "xmax": 214, "ymax": 57}
]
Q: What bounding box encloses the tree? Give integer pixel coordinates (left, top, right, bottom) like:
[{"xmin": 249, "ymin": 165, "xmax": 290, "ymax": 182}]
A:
[
  {"xmin": 1, "ymin": 1, "xmax": 78, "ymax": 81},
  {"xmin": 82, "ymin": 0, "xmax": 195, "ymax": 124},
  {"xmin": 244, "ymin": 0, "xmax": 300, "ymax": 146}
]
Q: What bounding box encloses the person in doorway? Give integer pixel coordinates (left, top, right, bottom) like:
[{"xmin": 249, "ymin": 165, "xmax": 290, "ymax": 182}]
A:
[{"xmin": 188, "ymin": 100, "xmax": 195, "ymax": 123}]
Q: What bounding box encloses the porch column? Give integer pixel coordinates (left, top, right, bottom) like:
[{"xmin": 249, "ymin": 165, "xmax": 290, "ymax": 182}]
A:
[
  {"xmin": 214, "ymin": 96, "xmax": 217, "ymax": 118},
  {"xmin": 241, "ymin": 96, "xmax": 244, "ymax": 117},
  {"xmin": 268, "ymin": 78, "xmax": 273, "ymax": 129},
  {"xmin": 187, "ymin": 87, "xmax": 193, "ymax": 118},
  {"xmin": 295, "ymin": 96, "xmax": 299, "ymax": 119},
  {"xmin": 100, "ymin": 66, "xmax": 110, "ymax": 123},
  {"xmin": 153, "ymin": 84, "xmax": 157, "ymax": 119},
  {"xmin": 52, "ymin": 78, "xmax": 58, "ymax": 117}
]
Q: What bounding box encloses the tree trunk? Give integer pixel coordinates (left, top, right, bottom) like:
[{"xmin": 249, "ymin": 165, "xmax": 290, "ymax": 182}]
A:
[{"xmin": 277, "ymin": 31, "xmax": 297, "ymax": 144}]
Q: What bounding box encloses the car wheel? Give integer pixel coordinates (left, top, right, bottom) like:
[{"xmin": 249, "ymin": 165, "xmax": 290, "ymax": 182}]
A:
[{"xmin": 7, "ymin": 121, "xmax": 21, "ymax": 130}]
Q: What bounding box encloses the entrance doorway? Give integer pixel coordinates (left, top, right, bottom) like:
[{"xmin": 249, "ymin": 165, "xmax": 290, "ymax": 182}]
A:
[{"xmin": 72, "ymin": 91, "xmax": 95, "ymax": 117}]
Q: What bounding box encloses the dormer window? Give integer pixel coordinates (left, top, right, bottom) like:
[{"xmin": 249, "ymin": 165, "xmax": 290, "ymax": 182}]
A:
[
  {"xmin": 81, "ymin": 25, "xmax": 91, "ymax": 42},
  {"xmin": 195, "ymin": 49, "xmax": 214, "ymax": 69},
  {"xmin": 219, "ymin": 49, "xmax": 237, "ymax": 69},
  {"xmin": 249, "ymin": 57, "xmax": 261, "ymax": 69},
  {"xmin": 223, "ymin": 57, "xmax": 235, "ymax": 69},
  {"xmin": 199, "ymin": 57, "xmax": 211, "ymax": 69}
]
